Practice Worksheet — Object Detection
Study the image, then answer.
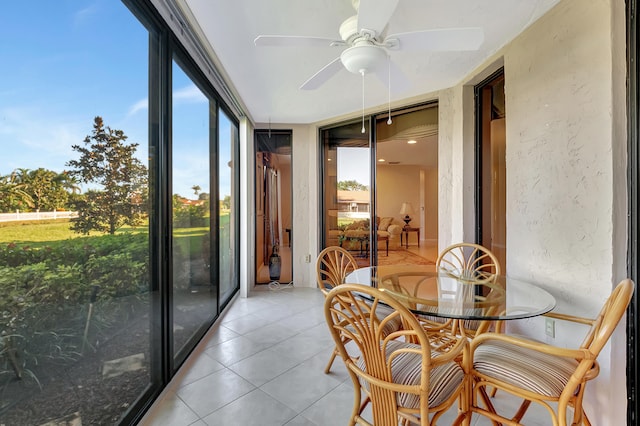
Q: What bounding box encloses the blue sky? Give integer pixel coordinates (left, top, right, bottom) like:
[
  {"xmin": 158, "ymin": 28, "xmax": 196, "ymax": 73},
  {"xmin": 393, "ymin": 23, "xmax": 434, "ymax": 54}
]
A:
[
  {"xmin": 1, "ymin": 0, "xmax": 232, "ymax": 199},
  {"xmin": 338, "ymin": 147, "xmax": 370, "ymax": 186}
]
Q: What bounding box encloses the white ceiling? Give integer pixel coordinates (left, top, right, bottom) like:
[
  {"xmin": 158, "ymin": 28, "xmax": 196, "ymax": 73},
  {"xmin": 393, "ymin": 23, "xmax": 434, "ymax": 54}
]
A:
[{"xmin": 180, "ymin": 0, "xmax": 561, "ymax": 125}]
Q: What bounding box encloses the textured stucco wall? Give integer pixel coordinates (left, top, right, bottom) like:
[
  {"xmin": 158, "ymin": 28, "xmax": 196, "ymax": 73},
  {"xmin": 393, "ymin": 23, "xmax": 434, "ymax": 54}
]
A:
[
  {"xmin": 436, "ymin": 0, "xmax": 627, "ymax": 423},
  {"xmin": 503, "ymin": 1, "xmax": 627, "ymax": 422}
]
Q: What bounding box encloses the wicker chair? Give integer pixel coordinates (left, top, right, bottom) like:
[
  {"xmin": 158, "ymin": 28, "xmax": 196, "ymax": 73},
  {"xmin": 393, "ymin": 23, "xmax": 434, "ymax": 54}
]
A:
[
  {"xmin": 317, "ymin": 246, "xmax": 405, "ymax": 373},
  {"xmin": 324, "ymin": 283, "xmax": 470, "ymax": 426},
  {"xmin": 436, "ymin": 242, "xmax": 501, "ymax": 284},
  {"xmin": 316, "ymin": 246, "xmax": 361, "ymax": 373},
  {"xmin": 467, "ymin": 278, "xmax": 634, "ymax": 426},
  {"xmin": 316, "ymin": 246, "xmax": 359, "ymax": 297},
  {"xmin": 433, "ymin": 243, "xmax": 502, "ymax": 338}
]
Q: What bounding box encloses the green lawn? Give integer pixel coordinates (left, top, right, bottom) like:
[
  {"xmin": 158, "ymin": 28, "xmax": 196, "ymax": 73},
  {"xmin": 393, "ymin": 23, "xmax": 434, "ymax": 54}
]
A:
[
  {"xmin": 0, "ymin": 220, "xmax": 147, "ymax": 250},
  {"xmin": 0, "ymin": 220, "xmax": 103, "ymax": 247},
  {"xmin": 0, "ymin": 214, "xmax": 229, "ymax": 249}
]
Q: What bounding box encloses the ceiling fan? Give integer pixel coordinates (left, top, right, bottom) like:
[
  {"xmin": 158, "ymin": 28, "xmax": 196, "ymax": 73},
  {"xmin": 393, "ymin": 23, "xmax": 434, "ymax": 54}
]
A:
[{"xmin": 254, "ymin": 0, "xmax": 484, "ymax": 91}]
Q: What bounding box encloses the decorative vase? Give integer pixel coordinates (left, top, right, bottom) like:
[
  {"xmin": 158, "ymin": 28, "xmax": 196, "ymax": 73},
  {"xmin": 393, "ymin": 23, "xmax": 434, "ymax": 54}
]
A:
[{"xmin": 269, "ymin": 244, "xmax": 281, "ymax": 281}]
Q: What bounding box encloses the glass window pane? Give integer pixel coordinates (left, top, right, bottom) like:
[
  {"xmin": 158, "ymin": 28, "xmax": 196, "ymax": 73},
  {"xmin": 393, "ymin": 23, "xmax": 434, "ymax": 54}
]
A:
[
  {"xmin": 321, "ymin": 122, "xmax": 371, "ymax": 266},
  {"xmin": 0, "ymin": 2, "xmax": 153, "ymax": 424},
  {"xmin": 375, "ymin": 105, "xmax": 439, "ymax": 265},
  {"xmin": 171, "ymin": 60, "xmax": 216, "ymax": 358},
  {"xmin": 218, "ymin": 111, "xmax": 237, "ymax": 303}
]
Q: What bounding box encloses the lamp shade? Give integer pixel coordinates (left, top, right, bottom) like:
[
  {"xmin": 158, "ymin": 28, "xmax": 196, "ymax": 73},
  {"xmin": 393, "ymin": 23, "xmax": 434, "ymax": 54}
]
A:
[{"xmin": 399, "ymin": 202, "xmax": 415, "ymax": 216}]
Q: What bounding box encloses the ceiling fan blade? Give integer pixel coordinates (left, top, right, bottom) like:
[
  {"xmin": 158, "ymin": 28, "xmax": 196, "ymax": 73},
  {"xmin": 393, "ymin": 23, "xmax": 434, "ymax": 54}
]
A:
[
  {"xmin": 374, "ymin": 59, "xmax": 411, "ymax": 93},
  {"xmin": 386, "ymin": 27, "xmax": 484, "ymax": 51},
  {"xmin": 356, "ymin": 0, "xmax": 400, "ymax": 35},
  {"xmin": 254, "ymin": 35, "xmax": 342, "ymax": 48},
  {"xmin": 299, "ymin": 57, "xmax": 344, "ymax": 90}
]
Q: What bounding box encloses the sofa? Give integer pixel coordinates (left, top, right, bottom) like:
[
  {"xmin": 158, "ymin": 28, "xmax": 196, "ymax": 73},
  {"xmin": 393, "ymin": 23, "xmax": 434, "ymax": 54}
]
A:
[{"xmin": 327, "ymin": 216, "xmax": 405, "ymax": 252}]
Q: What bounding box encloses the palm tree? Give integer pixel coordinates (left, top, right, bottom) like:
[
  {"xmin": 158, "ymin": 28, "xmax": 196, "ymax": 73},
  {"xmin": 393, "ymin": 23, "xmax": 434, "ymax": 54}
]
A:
[
  {"xmin": 0, "ymin": 172, "xmax": 34, "ymax": 212},
  {"xmin": 56, "ymin": 171, "xmax": 82, "ymax": 194}
]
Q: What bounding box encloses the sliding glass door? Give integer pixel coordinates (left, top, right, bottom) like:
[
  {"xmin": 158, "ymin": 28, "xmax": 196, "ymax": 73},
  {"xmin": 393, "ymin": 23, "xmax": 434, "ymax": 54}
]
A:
[
  {"xmin": 375, "ymin": 105, "xmax": 439, "ymax": 266},
  {"xmin": 218, "ymin": 110, "xmax": 239, "ymax": 305},
  {"xmin": 1, "ymin": 1, "xmax": 241, "ymax": 423},
  {"xmin": 0, "ymin": 2, "xmax": 156, "ymax": 424},
  {"xmin": 320, "ymin": 103, "xmax": 439, "ymax": 267},
  {"xmin": 171, "ymin": 59, "xmax": 217, "ymax": 360},
  {"xmin": 321, "ymin": 120, "xmax": 373, "ymax": 267}
]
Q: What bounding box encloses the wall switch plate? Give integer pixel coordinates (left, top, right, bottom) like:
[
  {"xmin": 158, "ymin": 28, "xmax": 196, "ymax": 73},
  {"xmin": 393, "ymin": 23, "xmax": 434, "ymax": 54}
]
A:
[
  {"xmin": 304, "ymin": 254, "xmax": 311, "ymax": 263},
  {"xmin": 545, "ymin": 317, "xmax": 555, "ymax": 338}
]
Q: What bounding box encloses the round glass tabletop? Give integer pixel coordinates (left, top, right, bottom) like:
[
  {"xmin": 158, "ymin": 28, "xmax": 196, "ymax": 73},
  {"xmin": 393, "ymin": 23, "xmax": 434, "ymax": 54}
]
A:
[{"xmin": 345, "ymin": 266, "xmax": 556, "ymax": 320}]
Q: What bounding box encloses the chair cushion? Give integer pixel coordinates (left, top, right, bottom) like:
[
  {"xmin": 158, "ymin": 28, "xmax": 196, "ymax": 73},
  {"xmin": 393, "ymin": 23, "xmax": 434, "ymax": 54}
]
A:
[
  {"xmin": 357, "ymin": 301, "xmax": 403, "ymax": 336},
  {"xmin": 374, "ymin": 304, "xmax": 403, "ymax": 336},
  {"xmin": 473, "ymin": 339, "xmax": 579, "ymax": 397},
  {"xmin": 337, "ymin": 304, "xmax": 402, "ymax": 340},
  {"xmin": 358, "ymin": 340, "xmax": 464, "ymax": 408}
]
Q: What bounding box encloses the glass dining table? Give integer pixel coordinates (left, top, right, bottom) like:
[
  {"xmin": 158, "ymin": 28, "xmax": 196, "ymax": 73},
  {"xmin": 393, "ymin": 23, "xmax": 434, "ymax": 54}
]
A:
[{"xmin": 345, "ymin": 265, "xmax": 556, "ymax": 321}]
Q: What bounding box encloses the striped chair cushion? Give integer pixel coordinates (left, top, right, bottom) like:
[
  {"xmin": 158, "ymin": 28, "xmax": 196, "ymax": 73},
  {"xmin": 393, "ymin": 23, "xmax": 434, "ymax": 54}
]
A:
[
  {"xmin": 374, "ymin": 303, "xmax": 404, "ymax": 336},
  {"xmin": 357, "ymin": 340, "xmax": 465, "ymax": 408},
  {"xmin": 344, "ymin": 316, "xmax": 402, "ymax": 339},
  {"xmin": 337, "ymin": 301, "xmax": 403, "ymax": 338},
  {"xmin": 474, "ymin": 339, "xmax": 579, "ymax": 397}
]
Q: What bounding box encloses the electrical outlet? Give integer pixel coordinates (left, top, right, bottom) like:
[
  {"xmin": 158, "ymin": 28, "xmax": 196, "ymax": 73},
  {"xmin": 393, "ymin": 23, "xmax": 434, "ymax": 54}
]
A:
[
  {"xmin": 304, "ymin": 254, "xmax": 311, "ymax": 263},
  {"xmin": 545, "ymin": 317, "xmax": 555, "ymax": 338}
]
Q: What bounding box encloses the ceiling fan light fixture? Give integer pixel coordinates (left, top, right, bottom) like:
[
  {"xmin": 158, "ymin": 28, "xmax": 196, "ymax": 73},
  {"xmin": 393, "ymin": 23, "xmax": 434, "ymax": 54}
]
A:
[{"xmin": 340, "ymin": 44, "xmax": 387, "ymax": 75}]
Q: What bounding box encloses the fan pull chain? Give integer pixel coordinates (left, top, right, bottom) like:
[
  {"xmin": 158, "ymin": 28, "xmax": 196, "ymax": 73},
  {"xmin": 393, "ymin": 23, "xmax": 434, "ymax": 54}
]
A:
[
  {"xmin": 361, "ymin": 70, "xmax": 366, "ymax": 134},
  {"xmin": 387, "ymin": 56, "xmax": 392, "ymax": 125}
]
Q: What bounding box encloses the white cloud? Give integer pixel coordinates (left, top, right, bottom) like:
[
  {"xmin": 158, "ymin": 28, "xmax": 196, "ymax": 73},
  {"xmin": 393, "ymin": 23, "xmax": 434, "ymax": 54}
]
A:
[
  {"xmin": 73, "ymin": 4, "xmax": 100, "ymax": 27},
  {"xmin": 126, "ymin": 84, "xmax": 206, "ymax": 118},
  {"xmin": 128, "ymin": 98, "xmax": 148, "ymax": 117},
  {"xmin": 174, "ymin": 85, "xmax": 207, "ymax": 103},
  {"xmin": 1, "ymin": 106, "xmax": 89, "ymax": 173}
]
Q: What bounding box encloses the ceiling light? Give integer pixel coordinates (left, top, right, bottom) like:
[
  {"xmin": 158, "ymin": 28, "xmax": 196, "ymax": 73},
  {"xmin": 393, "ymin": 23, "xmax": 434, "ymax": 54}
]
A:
[
  {"xmin": 340, "ymin": 44, "xmax": 387, "ymax": 75},
  {"xmin": 407, "ymin": 140, "xmax": 417, "ymax": 144},
  {"xmin": 378, "ymin": 158, "xmax": 385, "ymax": 162}
]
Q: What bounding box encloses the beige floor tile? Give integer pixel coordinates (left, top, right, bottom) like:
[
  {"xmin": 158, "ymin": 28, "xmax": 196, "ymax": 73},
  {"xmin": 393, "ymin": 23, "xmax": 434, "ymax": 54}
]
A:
[{"xmin": 141, "ymin": 287, "xmax": 549, "ymax": 426}]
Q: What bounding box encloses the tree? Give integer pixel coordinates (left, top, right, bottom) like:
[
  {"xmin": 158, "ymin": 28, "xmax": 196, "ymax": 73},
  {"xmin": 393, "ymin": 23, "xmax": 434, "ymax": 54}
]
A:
[
  {"xmin": 191, "ymin": 185, "xmax": 201, "ymax": 196},
  {"xmin": 337, "ymin": 180, "xmax": 368, "ymax": 191},
  {"xmin": 66, "ymin": 116, "xmax": 148, "ymax": 234},
  {"xmin": 221, "ymin": 195, "xmax": 231, "ymax": 210},
  {"xmin": 24, "ymin": 168, "xmax": 68, "ymax": 211},
  {"xmin": 56, "ymin": 171, "xmax": 81, "ymax": 195},
  {"xmin": 0, "ymin": 171, "xmax": 34, "ymax": 212}
]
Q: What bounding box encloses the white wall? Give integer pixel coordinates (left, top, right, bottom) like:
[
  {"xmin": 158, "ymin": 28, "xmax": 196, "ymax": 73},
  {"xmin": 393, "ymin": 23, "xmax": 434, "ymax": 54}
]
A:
[
  {"xmin": 239, "ymin": 117, "xmax": 254, "ymax": 298},
  {"xmin": 437, "ymin": 0, "xmax": 628, "ymax": 423},
  {"xmin": 376, "ymin": 164, "xmax": 422, "ymax": 223}
]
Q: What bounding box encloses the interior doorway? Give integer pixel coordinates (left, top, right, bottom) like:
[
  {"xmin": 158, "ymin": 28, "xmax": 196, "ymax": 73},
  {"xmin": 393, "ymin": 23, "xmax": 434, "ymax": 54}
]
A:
[
  {"xmin": 476, "ymin": 70, "xmax": 506, "ymax": 272},
  {"xmin": 255, "ymin": 130, "xmax": 292, "ymax": 284},
  {"xmin": 319, "ymin": 103, "xmax": 439, "ymax": 267}
]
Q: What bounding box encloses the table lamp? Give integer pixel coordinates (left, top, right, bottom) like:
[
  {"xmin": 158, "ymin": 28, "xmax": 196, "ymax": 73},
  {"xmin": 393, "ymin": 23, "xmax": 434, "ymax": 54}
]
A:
[{"xmin": 399, "ymin": 202, "xmax": 415, "ymax": 227}]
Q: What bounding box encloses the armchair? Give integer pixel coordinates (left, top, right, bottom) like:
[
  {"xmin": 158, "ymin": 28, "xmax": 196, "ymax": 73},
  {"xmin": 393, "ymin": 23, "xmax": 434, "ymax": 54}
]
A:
[
  {"xmin": 324, "ymin": 283, "xmax": 469, "ymax": 425},
  {"xmin": 468, "ymin": 279, "xmax": 634, "ymax": 426}
]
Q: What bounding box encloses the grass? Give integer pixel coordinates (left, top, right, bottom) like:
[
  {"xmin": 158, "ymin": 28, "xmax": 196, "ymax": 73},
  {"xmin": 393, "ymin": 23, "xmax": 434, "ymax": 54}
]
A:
[
  {"xmin": 0, "ymin": 220, "xmax": 102, "ymax": 247},
  {"xmin": 0, "ymin": 220, "xmax": 151, "ymax": 248},
  {"xmin": 0, "ymin": 214, "xmax": 230, "ymax": 249}
]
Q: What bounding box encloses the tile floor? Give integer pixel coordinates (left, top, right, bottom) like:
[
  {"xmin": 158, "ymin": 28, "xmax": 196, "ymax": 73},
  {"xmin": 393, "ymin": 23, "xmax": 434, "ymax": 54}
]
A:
[{"xmin": 140, "ymin": 286, "xmax": 550, "ymax": 426}]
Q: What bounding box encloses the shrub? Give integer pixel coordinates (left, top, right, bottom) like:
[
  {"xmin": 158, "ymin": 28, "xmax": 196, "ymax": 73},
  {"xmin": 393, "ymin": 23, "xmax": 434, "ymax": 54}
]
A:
[{"xmin": 0, "ymin": 233, "xmax": 149, "ymax": 372}]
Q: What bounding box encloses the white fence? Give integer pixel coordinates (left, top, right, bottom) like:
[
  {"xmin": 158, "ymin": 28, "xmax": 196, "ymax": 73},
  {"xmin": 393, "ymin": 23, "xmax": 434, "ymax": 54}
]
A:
[{"xmin": 0, "ymin": 211, "xmax": 78, "ymax": 222}]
